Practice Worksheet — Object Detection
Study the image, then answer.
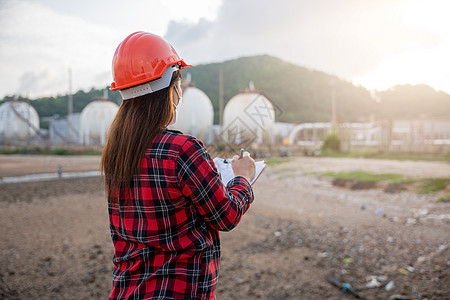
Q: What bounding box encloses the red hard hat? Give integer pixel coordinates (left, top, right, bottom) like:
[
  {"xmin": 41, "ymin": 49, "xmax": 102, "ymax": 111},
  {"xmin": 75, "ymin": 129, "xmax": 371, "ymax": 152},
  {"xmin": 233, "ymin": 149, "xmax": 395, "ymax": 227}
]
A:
[{"xmin": 110, "ymin": 31, "xmax": 191, "ymax": 91}]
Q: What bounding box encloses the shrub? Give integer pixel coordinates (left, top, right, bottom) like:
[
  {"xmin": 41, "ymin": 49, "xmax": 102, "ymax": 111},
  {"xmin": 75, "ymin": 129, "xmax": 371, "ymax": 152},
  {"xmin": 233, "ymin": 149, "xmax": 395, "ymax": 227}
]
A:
[
  {"xmin": 322, "ymin": 133, "xmax": 341, "ymax": 153},
  {"xmin": 51, "ymin": 148, "xmax": 74, "ymax": 155},
  {"xmin": 419, "ymin": 178, "xmax": 450, "ymax": 194},
  {"xmin": 437, "ymin": 195, "xmax": 450, "ymax": 203}
]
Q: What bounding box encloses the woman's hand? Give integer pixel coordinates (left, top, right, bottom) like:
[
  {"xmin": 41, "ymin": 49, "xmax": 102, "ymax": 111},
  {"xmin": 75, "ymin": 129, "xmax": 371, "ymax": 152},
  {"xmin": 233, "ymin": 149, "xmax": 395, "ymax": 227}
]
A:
[{"xmin": 231, "ymin": 151, "xmax": 256, "ymax": 183}]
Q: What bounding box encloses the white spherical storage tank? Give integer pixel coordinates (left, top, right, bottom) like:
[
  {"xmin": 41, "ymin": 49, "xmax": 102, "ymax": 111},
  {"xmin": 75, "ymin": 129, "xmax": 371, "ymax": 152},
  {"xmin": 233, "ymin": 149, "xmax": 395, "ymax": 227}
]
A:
[
  {"xmin": 169, "ymin": 86, "xmax": 214, "ymax": 144},
  {"xmin": 0, "ymin": 101, "xmax": 40, "ymax": 141},
  {"xmin": 223, "ymin": 91, "xmax": 275, "ymax": 145},
  {"xmin": 79, "ymin": 100, "xmax": 119, "ymax": 145}
]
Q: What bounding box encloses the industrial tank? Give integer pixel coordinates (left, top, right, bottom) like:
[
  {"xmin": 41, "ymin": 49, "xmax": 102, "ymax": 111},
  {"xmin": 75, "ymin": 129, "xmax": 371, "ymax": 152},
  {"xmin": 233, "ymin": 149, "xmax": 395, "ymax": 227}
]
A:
[
  {"xmin": 0, "ymin": 101, "xmax": 40, "ymax": 141},
  {"xmin": 169, "ymin": 86, "xmax": 214, "ymax": 143},
  {"xmin": 223, "ymin": 89, "xmax": 275, "ymax": 145},
  {"xmin": 79, "ymin": 100, "xmax": 119, "ymax": 145}
]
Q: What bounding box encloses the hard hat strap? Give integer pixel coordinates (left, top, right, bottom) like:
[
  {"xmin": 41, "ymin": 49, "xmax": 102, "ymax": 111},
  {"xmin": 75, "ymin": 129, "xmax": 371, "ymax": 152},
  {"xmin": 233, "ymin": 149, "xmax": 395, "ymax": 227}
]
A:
[{"xmin": 119, "ymin": 65, "xmax": 179, "ymax": 100}]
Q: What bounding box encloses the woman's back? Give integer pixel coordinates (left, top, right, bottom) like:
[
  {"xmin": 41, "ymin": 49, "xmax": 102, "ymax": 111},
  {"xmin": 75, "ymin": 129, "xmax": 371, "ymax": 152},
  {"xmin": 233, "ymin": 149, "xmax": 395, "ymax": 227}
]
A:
[{"xmin": 109, "ymin": 129, "xmax": 253, "ymax": 299}]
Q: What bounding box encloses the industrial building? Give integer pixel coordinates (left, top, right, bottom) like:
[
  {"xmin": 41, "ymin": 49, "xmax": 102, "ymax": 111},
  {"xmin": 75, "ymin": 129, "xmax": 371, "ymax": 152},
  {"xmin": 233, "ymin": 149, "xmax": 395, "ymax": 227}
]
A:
[
  {"xmin": 0, "ymin": 100, "xmax": 41, "ymax": 144},
  {"xmin": 281, "ymin": 119, "xmax": 450, "ymax": 153},
  {"xmin": 0, "ymin": 95, "xmax": 118, "ymax": 147},
  {"xmin": 79, "ymin": 100, "xmax": 119, "ymax": 145},
  {"xmin": 169, "ymin": 85, "xmax": 214, "ymax": 144},
  {"xmin": 1, "ymin": 85, "xmax": 449, "ymax": 154},
  {"xmin": 222, "ymin": 83, "xmax": 275, "ymax": 145},
  {"xmin": 49, "ymin": 113, "xmax": 81, "ymax": 145}
]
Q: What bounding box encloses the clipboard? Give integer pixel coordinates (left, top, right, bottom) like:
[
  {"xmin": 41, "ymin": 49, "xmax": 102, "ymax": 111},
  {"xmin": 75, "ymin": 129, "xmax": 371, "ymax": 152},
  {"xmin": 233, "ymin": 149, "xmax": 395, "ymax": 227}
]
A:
[
  {"xmin": 249, "ymin": 163, "xmax": 266, "ymax": 186},
  {"xmin": 213, "ymin": 157, "xmax": 266, "ymax": 185}
]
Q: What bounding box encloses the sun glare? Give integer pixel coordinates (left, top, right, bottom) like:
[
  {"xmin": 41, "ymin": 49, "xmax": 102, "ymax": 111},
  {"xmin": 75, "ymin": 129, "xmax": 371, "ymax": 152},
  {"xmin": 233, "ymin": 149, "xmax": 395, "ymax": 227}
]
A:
[
  {"xmin": 354, "ymin": 0, "xmax": 450, "ymax": 93},
  {"xmin": 404, "ymin": 0, "xmax": 449, "ymax": 34}
]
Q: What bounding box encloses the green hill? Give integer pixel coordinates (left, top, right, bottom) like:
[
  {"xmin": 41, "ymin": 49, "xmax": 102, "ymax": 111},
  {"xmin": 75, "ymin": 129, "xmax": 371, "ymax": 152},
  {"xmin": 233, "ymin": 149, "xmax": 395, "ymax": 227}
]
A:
[
  {"xmin": 182, "ymin": 55, "xmax": 377, "ymax": 124},
  {"xmin": 2, "ymin": 55, "xmax": 449, "ymax": 127},
  {"xmin": 375, "ymin": 84, "xmax": 450, "ymax": 119}
]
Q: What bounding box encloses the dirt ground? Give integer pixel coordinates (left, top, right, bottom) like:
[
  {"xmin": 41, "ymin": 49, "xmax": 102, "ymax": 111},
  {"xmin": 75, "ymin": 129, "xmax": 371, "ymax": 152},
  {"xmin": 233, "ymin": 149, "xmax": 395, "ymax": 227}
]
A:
[
  {"xmin": 0, "ymin": 155, "xmax": 449, "ymax": 299},
  {"xmin": 0, "ymin": 154, "xmax": 101, "ymax": 177}
]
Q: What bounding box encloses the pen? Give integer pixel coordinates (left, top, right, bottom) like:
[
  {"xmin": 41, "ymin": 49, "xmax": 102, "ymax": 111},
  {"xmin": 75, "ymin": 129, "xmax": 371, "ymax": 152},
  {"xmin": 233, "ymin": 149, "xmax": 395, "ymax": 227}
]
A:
[{"xmin": 223, "ymin": 148, "xmax": 245, "ymax": 164}]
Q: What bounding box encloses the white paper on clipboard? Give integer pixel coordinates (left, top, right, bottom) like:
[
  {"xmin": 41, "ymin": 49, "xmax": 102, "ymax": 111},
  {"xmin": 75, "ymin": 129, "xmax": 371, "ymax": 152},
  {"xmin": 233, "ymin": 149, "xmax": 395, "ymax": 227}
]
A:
[{"xmin": 213, "ymin": 157, "xmax": 266, "ymax": 185}]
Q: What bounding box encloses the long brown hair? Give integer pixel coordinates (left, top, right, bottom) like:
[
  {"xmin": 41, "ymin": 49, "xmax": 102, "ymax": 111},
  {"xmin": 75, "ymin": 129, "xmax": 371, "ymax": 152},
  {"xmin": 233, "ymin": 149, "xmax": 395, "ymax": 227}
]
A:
[{"xmin": 101, "ymin": 71, "xmax": 181, "ymax": 201}]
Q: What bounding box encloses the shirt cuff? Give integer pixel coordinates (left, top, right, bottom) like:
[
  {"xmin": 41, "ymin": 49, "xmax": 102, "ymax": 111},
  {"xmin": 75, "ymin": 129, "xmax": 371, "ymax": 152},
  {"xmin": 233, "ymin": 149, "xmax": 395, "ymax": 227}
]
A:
[{"xmin": 226, "ymin": 176, "xmax": 254, "ymax": 205}]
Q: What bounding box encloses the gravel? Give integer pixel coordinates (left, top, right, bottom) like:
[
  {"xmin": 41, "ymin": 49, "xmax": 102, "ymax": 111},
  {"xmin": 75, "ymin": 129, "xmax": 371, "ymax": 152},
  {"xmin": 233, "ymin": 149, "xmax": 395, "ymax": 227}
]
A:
[{"xmin": 1, "ymin": 156, "xmax": 449, "ymax": 299}]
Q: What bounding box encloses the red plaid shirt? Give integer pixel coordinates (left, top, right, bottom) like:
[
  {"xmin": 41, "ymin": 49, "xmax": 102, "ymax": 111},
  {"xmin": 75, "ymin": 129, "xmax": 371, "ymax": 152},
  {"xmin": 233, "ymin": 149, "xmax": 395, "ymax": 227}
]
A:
[{"xmin": 108, "ymin": 130, "xmax": 254, "ymax": 299}]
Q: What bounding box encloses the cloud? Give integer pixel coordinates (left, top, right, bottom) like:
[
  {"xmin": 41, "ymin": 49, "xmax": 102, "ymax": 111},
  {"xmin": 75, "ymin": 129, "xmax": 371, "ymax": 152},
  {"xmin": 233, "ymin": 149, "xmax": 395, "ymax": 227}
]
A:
[
  {"xmin": 165, "ymin": 18, "xmax": 214, "ymax": 46},
  {"xmin": 16, "ymin": 71, "xmax": 50, "ymax": 95},
  {"xmin": 165, "ymin": 0, "xmax": 444, "ymax": 80},
  {"xmin": 0, "ymin": 0, "xmax": 223, "ymax": 99},
  {"xmin": 1, "ymin": 0, "xmax": 448, "ymax": 98},
  {"xmin": 0, "ymin": 1, "xmax": 120, "ymax": 98}
]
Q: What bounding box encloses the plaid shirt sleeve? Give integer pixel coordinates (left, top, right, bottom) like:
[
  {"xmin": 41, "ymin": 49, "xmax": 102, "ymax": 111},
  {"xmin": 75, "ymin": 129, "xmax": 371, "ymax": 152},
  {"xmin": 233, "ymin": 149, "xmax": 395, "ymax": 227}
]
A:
[{"xmin": 177, "ymin": 137, "xmax": 254, "ymax": 231}]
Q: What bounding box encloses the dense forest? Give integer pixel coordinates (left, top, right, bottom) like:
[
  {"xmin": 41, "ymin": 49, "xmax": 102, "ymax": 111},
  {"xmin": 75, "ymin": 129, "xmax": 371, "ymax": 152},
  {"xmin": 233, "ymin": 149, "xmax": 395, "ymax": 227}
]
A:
[{"xmin": 1, "ymin": 55, "xmax": 449, "ymax": 127}]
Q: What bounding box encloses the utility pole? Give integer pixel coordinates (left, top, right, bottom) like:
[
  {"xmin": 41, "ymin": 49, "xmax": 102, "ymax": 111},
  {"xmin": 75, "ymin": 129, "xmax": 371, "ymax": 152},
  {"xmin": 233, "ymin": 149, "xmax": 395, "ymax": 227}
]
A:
[
  {"xmin": 68, "ymin": 68, "xmax": 73, "ymax": 144},
  {"xmin": 330, "ymin": 79, "xmax": 337, "ymax": 132},
  {"xmin": 219, "ymin": 66, "xmax": 224, "ymax": 128}
]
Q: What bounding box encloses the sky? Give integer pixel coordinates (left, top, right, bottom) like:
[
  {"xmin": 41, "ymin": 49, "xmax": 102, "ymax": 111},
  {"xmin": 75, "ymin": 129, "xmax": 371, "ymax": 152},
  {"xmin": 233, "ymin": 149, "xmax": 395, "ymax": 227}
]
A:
[{"xmin": 0, "ymin": 0, "xmax": 449, "ymax": 99}]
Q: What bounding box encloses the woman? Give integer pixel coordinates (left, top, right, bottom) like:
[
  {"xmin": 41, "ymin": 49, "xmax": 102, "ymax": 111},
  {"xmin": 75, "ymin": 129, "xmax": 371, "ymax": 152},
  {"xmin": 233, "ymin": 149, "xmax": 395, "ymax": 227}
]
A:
[{"xmin": 101, "ymin": 31, "xmax": 256, "ymax": 299}]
